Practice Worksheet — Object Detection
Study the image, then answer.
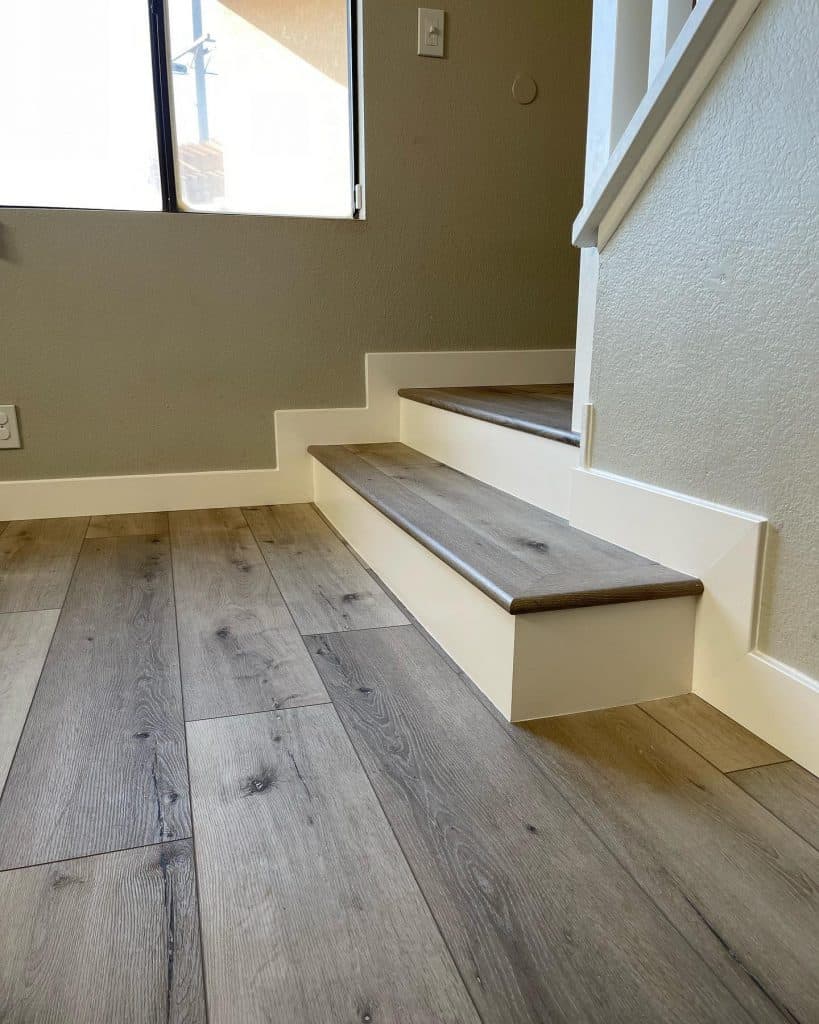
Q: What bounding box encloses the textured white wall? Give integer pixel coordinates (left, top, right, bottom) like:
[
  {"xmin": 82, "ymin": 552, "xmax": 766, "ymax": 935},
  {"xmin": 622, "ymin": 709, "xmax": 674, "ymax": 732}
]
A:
[{"xmin": 589, "ymin": 0, "xmax": 818, "ymax": 677}]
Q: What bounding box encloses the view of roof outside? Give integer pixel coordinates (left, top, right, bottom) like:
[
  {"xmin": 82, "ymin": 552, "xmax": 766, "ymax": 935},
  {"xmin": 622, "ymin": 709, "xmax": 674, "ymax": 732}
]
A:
[{"xmin": 0, "ymin": 1, "xmax": 353, "ymax": 217}]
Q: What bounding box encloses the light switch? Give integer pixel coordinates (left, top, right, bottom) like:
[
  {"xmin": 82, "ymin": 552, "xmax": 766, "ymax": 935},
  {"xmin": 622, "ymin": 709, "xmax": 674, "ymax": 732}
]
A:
[{"xmin": 418, "ymin": 8, "xmax": 445, "ymax": 58}]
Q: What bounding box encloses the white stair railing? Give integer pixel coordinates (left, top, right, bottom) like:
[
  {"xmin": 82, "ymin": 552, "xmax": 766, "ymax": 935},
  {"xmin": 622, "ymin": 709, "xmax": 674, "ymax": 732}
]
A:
[
  {"xmin": 570, "ymin": 0, "xmax": 764, "ymax": 433},
  {"xmin": 574, "ymin": 0, "xmax": 763, "ymax": 249}
]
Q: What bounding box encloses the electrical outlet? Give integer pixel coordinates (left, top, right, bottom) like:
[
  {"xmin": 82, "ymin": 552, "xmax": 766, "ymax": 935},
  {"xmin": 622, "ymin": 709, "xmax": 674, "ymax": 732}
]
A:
[{"xmin": 0, "ymin": 405, "xmax": 21, "ymax": 449}]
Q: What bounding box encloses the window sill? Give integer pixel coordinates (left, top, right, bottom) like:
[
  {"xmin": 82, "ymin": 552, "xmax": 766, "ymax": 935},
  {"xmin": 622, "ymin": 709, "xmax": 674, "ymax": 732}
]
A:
[
  {"xmin": 0, "ymin": 204, "xmax": 364, "ymax": 223},
  {"xmin": 572, "ymin": 0, "xmax": 763, "ymax": 251}
]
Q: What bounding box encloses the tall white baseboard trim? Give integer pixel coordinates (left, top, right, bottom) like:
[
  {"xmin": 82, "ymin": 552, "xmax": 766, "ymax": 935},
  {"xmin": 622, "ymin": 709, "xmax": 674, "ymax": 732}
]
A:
[
  {"xmin": 570, "ymin": 466, "xmax": 819, "ymax": 774},
  {"xmin": 0, "ymin": 348, "xmax": 574, "ymax": 521}
]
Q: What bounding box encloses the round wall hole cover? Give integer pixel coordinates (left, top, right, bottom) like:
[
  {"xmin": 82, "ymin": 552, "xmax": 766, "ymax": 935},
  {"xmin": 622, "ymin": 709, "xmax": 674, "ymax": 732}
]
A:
[{"xmin": 512, "ymin": 74, "xmax": 538, "ymax": 105}]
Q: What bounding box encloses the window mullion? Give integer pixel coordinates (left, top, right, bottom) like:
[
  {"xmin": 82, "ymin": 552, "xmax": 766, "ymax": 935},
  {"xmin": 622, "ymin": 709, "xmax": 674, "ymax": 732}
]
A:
[{"xmin": 148, "ymin": 0, "xmax": 179, "ymax": 212}]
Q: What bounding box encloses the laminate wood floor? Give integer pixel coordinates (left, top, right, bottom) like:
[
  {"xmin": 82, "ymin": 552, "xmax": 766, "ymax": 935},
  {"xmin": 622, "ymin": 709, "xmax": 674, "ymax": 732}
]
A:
[
  {"xmin": 0, "ymin": 609, "xmax": 60, "ymax": 791},
  {"xmin": 243, "ymin": 502, "xmax": 409, "ymax": 633},
  {"xmin": 0, "ymin": 840, "xmax": 206, "ymax": 1024},
  {"xmin": 0, "ymin": 517, "xmax": 87, "ymax": 613},
  {"xmin": 87, "ymin": 511, "xmax": 169, "ymax": 539},
  {"xmin": 0, "ymin": 507, "xmax": 815, "ymax": 1023},
  {"xmin": 0, "ymin": 533, "xmax": 190, "ymax": 870},
  {"xmin": 170, "ymin": 508, "xmax": 328, "ymax": 720},
  {"xmin": 187, "ymin": 706, "xmax": 478, "ymax": 1023}
]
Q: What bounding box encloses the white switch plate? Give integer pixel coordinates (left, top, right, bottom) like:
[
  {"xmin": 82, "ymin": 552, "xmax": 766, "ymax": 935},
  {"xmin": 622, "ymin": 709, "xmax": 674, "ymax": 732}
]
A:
[
  {"xmin": 0, "ymin": 405, "xmax": 21, "ymax": 449},
  {"xmin": 418, "ymin": 8, "xmax": 445, "ymax": 58}
]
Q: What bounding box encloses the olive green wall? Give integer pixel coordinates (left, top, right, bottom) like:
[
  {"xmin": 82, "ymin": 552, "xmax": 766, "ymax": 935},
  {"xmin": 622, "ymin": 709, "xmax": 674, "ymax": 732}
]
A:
[{"xmin": 0, "ymin": 1, "xmax": 591, "ymax": 482}]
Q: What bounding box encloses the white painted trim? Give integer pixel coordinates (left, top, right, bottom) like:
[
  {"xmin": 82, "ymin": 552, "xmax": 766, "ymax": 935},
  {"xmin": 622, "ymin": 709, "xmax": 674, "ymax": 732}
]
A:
[
  {"xmin": 399, "ymin": 398, "xmax": 579, "ymax": 518},
  {"xmin": 571, "ymin": 248, "xmax": 599, "ymax": 433},
  {"xmin": 0, "ymin": 469, "xmax": 284, "ymax": 522},
  {"xmin": 573, "ymin": 0, "xmax": 764, "ymax": 249},
  {"xmin": 0, "ymin": 348, "xmax": 574, "ymax": 520},
  {"xmin": 315, "ymin": 458, "xmax": 698, "ymax": 723},
  {"xmin": 649, "ymin": 0, "xmax": 695, "ymax": 82},
  {"xmin": 512, "ymin": 596, "xmax": 695, "ymax": 721},
  {"xmin": 579, "ymin": 403, "xmax": 595, "ymax": 470},
  {"xmin": 570, "ymin": 466, "xmax": 819, "ymax": 773}
]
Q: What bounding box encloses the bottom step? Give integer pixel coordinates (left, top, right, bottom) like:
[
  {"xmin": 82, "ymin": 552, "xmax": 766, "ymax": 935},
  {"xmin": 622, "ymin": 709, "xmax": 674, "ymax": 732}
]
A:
[{"xmin": 312, "ymin": 454, "xmax": 698, "ymax": 722}]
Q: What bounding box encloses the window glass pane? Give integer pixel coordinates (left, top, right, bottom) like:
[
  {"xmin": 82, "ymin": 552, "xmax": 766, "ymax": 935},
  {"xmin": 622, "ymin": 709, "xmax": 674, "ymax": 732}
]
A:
[
  {"xmin": 167, "ymin": 0, "xmax": 353, "ymax": 217},
  {"xmin": 0, "ymin": 2, "xmax": 162, "ymax": 211}
]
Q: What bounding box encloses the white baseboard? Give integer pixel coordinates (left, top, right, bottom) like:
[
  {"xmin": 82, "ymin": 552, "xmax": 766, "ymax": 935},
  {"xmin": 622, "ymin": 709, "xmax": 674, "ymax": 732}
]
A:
[
  {"xmin": 314, "ymin": 458, "xmax": 697, "ymax": 723},
  {"xmin": 0, "ymin": 468, "xmax": 284, "ymax": 522},
  {"xmin": 0, "ymin": 348, "xmax": 574, "ymax": 521},
  {"xmin": 570, "ymin": 465, "xmax": 819, "ymax": 774},
  {"xmin": 400, "ymin": 398, "xmax": 579, "ymax": 518}
]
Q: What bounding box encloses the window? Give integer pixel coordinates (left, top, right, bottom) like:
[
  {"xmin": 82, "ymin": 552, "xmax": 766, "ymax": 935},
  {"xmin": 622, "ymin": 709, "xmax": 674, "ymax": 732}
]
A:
[
  {"xmin": 0, "ymin": 3, "xmax": 162, "ymax": 211},
  {"xmin": 0, "ymin": 1, "xmax": 361, "ymax": 218}
]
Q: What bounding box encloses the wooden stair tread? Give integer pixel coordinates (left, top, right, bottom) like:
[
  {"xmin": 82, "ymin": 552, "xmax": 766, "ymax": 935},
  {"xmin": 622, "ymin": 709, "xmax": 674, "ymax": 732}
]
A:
[
  {"xmin": 308, "ymin": 443, "xmax": 703, "ymax": 614},
  {"xmin": 397, "ymin": 383, "xmax": 581, "ymax": 446}
]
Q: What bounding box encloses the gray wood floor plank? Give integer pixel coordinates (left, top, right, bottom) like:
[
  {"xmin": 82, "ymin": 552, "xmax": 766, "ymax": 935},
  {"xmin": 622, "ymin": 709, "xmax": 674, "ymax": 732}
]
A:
[
  {"xmin": 309, "ymin": 444, "xmax": 703, "ymax": 613},
  {"xmin": 306, "ymin": 625, "xmax": 754, "ymax": 1024},
  {"xmin": 187, "ymin": 705, "xmax": 479, "ymax": 1023},
  {"xmin": 0, "ymin": 535, "xmax": 190, "ymax": 869},
  {"xmin": 0, "ymin": 522, "xmax": 8, "ymax": 536},
  {"xmin": 520, "ymin": 707, "xmax": 819, "ymax": 1023},
  {"xmin": 243, "ymin": 503, "xmax": 409, "ymax": 634},
  {"xmin": 639, "ymin": 693, "xmax": 787, "ymax": 771},
  {"xmin": 0, "ymin": 839, "xmax": 206, "ymax": 1024},
  {"xmin": 0, "ymin": 609, "xmax": 60, "ymax": 793},
  {"xmin": 87, "ymin": 512, "xmax": 169, "ymax": 538},
  {"xmin": 730, "ymin": 760, "xmax": 819, "ymax": 851},
  {"xmin": 0, "ymin": 518, "xmax": 88, "ymax": 613},
  {"xmin": 170, "ymin": 508, "xmax": 329, "ymax": 721}
]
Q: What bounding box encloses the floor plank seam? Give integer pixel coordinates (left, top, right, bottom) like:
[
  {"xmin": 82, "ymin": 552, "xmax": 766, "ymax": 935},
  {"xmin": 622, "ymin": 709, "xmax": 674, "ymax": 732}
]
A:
[
  {"xmin": 84, "ymin": 530, "xmax": 165, "ymax": 540},
  {"xmin": 299, "ymin": 621, "xmax": 419, "ymax": 638},
  {"xmin": 0, "ymin": 835, "xmax": 194, "ymax": 875},
  {"xmin": 0, "ymin": 606, "xmax": 63, "ymax": 616},
  {"xmin": 723, "ymin": 769, "xmax": 819, "ymax": 856},
  {"xmin": 0, "ymin": 525, "xmax": 87, "ymax": 809},
  {"xmin": 167, "ymin": 520, "xmax": 214, "ymax": 1024},
  {"xmin": 185, "ymin": 699, "xmax": 334, "ymax": 726},
  {"xmin": 636, "ymin": 704, "xmax": 791, "ymax": 775}
]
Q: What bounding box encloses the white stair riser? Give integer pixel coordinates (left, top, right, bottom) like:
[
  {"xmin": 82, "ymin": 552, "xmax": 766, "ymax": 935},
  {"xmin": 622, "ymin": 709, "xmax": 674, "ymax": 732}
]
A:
[
  {"xmin": 400, "ymin": 398, "xmax": 579, "ymax": 518},
  {"xmin": 314, "ymin": 460, "xmax": 696, "ymax": 722}
]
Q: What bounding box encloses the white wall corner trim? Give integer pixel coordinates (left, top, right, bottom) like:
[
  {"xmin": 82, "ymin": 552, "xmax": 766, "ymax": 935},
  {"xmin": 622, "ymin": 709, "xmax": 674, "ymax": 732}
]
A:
[
  {"xmin": 573, "ymin": 0, "xmax": 765, "ymax": 251},
  {"xmin": 570, "ymin": 466, "xmax": 819, "ymax": 774},
  {"xmin": 0, "ymin": 348, "xmax": 574, "ymax": 521}
]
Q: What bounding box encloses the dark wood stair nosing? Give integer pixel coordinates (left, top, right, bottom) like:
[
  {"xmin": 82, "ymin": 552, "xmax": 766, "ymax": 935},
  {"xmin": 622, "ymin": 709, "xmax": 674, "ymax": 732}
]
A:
[
  {"xmin": 309, "ymin": 444, "xmax": 704, "ymax": 616},
  {"xmin": 397, "ymin": 387, "xmax": 581, "ymax": 447}
]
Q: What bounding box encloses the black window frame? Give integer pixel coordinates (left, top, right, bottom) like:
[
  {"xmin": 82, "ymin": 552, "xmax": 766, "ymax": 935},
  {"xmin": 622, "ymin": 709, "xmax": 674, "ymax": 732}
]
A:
[{"xmin": 148, "ymin": 0, "xmax": 362, "ymax": 217}]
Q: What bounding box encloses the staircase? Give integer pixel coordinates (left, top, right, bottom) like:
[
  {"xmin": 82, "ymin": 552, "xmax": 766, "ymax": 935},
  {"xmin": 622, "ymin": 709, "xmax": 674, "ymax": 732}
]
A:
[{"xmin": 308, "ymin": 384, "xmax": 703, "ymax": 722}]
